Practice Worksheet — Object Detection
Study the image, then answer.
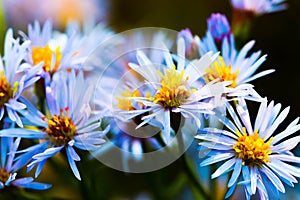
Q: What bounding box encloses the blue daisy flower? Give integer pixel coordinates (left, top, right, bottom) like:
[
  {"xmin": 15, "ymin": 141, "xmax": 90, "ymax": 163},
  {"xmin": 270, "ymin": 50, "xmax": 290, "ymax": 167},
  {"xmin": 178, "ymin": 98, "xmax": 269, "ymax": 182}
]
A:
[
  {"xmin": 93, "ymin": 30, "xmax": 173, "ymax": 170},
  {"xmin": 0, "ymin": 29, "xmax": 42, "ymax": 127},
  {"xmin": 22, "ymin": 19, "xmax": 114, "ymax": 77},
  {"xmin": 196, "ymin": 98, "xmax": 300, "ymax": 199},
  {"xmin": 116, "ymin": 38, "xmax": 230, "ymax": 142},
  {"xmin": 0, "ymin": 136, "xmax": 51, "ymax": 190},
  {"xmin": 0, "ymin": 70, "xmax": 109, "ymax": 180},
  {"xmin": 195, "ymin": 13, "xmax": 274, "ymax": 101}
]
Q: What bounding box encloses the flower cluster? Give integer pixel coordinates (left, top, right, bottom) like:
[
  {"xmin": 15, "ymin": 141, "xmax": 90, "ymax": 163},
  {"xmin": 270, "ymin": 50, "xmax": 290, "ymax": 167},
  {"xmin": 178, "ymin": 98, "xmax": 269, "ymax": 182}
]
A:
[{"xmin": 0, "ymin": 1, "xmax": 298, "ymax": 199}]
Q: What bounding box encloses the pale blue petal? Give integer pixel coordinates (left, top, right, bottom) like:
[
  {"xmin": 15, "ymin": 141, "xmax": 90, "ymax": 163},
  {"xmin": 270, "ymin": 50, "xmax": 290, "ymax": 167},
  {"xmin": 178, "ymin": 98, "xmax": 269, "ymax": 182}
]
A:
[
  {"xmin": 14, "ymin": 181, "xmax": 51, "ymax": 190},
  {"xmin": 254, "ymin": 99, "xmax": 268, "ymax": 131},
  {"xmin": 0, "ymin": 128, "xmax": 45, "ymax": 139},
  {"xmin": 200, "ymin": 152, "xmax": 234, "ymax": 166},
  {"xmin": 211, "ymin": 158, "xmax": 236, "ymax": 179},
  {"xmin": 196, "ymin": 134, "xmax": 236, "ymax": 145},
  {"xmin": 250, "ymin": 167, "xmax": 258, "ymax": 194},
  {"xmin": 198, "ymin": 142, "xmax": 233, "ymax": 150},
  {"xmin": 67, "ymin": 146, "xmax": 81, "ymax": 161},
  {"xmin": 260, "ymin": 165, "xmax": 285, "ymax": 193},
  {"xmin": 1, "ymin": 137, "xmax": 9, "ymax": 168},
  {"xmin": 271, "ymin": 124, "xmax": 300, "ymax": 145},
  {"xmin": 263, "ymin": 106, "xmax": 290, "ymax": 141},
  {"xmin": 12, "ymin": 177, "xmax": 33, "ymax": 185},
  {"xmin": 286, "ymin": 117, "xmax": 299, "ymax": 129},
  {"xmin": 266, "ymin": 162, "xmax": 297, "ymax": 186},
  {"xmin": 162, "ymin": 109, "xmax": 171, "ymax": 143},
  {"xmin": 272, "ymin": 136, "xmax": 300, "ymax": 153},
  {"xmin": 199, "ymin": 128, "xmax": 238, "ymax": 139},
  {"xmin": 243, "ymin": 69, "xmax": 275, "ymax": 83},
  {"xmin": 66, "ymin": 147, "xmax": 81, "ymax": 180},
  {"xmin": 228, "ymin": 159, "xmax": 242, "ymax": 187},
  {"xmin": 77, "ymin": 121, "xmax": 101, "ymax": 133},
  {"xmin": 177, "ymin": 37, "xmax": 185, "ymax": 71},
  {"xmin": 269, "ymin": 154, "xmax": 300, "ymax": 163}
]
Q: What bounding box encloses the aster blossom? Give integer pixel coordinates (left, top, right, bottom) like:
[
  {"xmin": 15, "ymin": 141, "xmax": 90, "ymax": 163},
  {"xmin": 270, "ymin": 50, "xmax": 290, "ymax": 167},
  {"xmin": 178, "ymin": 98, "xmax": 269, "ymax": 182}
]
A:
[
  {"xmin": 195, "ymin": 13, "xmax": 274, "ymax": 102},
  {"xmin": 116, "ymin": 38, "xmax": 231, "ymax": 142},
  {"xmin": 23, "ymin": 19, "xmax": 114, "ymax": 77},
  {"xmin": 196, "ymin": 98, "xmax": 300, "ymax": 199},
  {"xmin": 0, "ymin": 70, "xmax": 109, "ymax": 180},
  {"xmin": 0, "ymin": 29, "xmax": 42, "ymax": 127},
  {"xmin": 93, "ymin": 30, "xmax": 173, "ymax": 170},
  {"xmin": 0, "ymin": 136, "xmax": 51, "ymax": 190}
]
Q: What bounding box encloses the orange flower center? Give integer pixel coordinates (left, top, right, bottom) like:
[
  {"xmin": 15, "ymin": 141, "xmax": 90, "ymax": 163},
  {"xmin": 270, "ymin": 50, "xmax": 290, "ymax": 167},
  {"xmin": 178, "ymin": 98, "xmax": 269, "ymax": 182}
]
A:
[
  {"xmin": 44, "ymin": 108, "xmax": 76, "ymax": 146},
  {"xmin": 32, "ymin": 44, "xmax": 62, "ymax": 73},
  {"xmin": 0, "ymin": 71, "xmax": 14, "ymax": 107},
  {"xmin": 0, "ymin": 168, "xmax": 10, "ymax": 183},
  {"xmin": 205, "ymin": 56, "xmax": 239, "ymax": 88},
  {"xmin": 233, "ymin": 128, "xmax": 272, "ymax": 167}
]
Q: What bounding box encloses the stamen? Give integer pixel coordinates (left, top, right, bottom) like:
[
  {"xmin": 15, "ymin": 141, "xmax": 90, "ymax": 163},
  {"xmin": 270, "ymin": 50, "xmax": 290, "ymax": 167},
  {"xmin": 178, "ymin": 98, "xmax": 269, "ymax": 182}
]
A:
[
  {"xmin": 153, "ymin": 66, "xmax": 192, "ymax": 108},
  {"xmin": 0, "ymin": 71, "xmax": 13, "ymax": 107},
  {"xmin": 205, "ymin": 56, "xmax": 239, "ymax": 88},
  {"xmin": 44, "ymin": 110, "xmax": 76, "ymax": 146},
  {"xmin": 233, "ymin": 128, "xmax": 272, "ymax": 167},
  {"xmin": 0, "ymin": 168, "xmax": 10, "ymax": 183},
  {"xmin": 32, "ymin": 44, "xmax": 62, "ymax": 73},
  {"xmin": 116, "ymin": 89, "xmax": 142, "ymax": 111}
]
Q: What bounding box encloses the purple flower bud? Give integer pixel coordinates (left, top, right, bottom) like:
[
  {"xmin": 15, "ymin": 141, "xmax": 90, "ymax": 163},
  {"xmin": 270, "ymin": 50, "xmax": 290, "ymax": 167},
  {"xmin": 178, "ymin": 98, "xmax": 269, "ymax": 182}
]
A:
[{"xmin": 207, "ymin": 13, "xmax": 231, "ymax": 44}]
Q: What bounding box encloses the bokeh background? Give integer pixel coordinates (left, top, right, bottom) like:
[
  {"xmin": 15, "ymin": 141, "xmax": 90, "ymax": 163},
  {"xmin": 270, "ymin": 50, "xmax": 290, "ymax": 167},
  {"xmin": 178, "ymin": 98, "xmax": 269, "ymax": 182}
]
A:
[{"xmin": 1, "ymin": 0, "xmax": 299, "ymax": 199}]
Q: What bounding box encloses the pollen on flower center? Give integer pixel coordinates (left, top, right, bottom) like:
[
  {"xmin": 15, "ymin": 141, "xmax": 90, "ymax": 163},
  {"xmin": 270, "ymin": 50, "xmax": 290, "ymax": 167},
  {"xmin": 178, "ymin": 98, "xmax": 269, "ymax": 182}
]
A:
[
  {"xmin": 32, "ymin": 44, "xmax": 62, "ymax": 73},
  {"xmin": 205, "ymin": 56, "xmax": 239, "ymax": 88},
  {"xmin": 44, "ymin": 108, "xmax": 76, "ymax": 146},
  {"xmin": 233, "ymin": 128, "xmax": 272, "ymax": 167},
  {"xmin": 116, "ymin": 89, "xmax": 142, "ymax": 111},
  {"xmin": 0, "ymin": 168, "xmax": 10, "ymax": 183},
  {"xmin": 153, "ymin": 66, "xmax": 193, "ymax": 108},
  {"xmin": 0, "ymin": 71, "xmax": 13, "ymax": 107}
]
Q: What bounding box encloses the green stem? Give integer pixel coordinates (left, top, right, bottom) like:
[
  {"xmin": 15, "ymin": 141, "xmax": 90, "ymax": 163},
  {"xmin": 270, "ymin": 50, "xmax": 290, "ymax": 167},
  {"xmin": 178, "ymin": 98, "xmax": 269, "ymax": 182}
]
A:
[
  {"xmin": 181, "ymin": 155, "xmax": 211, "ymax": 200},
  {"xmin": 173, "ymin": 113, "xmax": 211, "ymax": 200}
]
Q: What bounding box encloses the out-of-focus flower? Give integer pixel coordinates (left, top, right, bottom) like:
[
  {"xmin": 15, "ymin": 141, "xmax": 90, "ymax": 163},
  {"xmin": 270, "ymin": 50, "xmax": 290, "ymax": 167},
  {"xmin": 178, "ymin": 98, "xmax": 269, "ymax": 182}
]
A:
[
  {"xmin": 23, "ymin": 20, "xmax": 80, "ymax": 77},
  {"xmin": 230, "ymin": 0, "xmax": 288, "ymax": 37},
  {"xmin": 230, "ymin": 0, "xmax": 287, "ymax": 16},
  {"xmin": 0, "ymin": 137, "xmax": 51, "ymax": 190},
  {"xmin": 116, "ymin": 38, "xmax": 229, "ymax": 142},
  {"xmin": 177, "ymin": 28, "xmax": 199, "ymax": 59},
  {"xmin": 0, "ymin": 71, "xmax": 109, "ymax": 180},
  {"xmin": 3, "ymin": 0, "xmax": 107, "ymax": 29},
  {"xmin": 196, "ymin": 13, "xmax": 274, "ymax": 102},
  {"xmin": 93, "ymin": 30, "xmax": 172, "ymax": 169},
  {"xmin": 196, "ymin": 98, "xmax": 300, "ymax": 199},
  {"xmin": 22, "ymin": 20, "xmax": 113, "ymax": 79},
  {"xmin": 0, "ymin": 29, "xmax": 42, "ymax": 127}
]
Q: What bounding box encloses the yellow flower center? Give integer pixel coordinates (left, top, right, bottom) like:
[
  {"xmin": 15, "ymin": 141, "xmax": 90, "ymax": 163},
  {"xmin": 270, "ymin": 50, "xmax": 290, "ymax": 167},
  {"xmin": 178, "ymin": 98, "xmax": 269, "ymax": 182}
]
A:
[
  {"xmin": 0, "ymin": 168, "xmax": 10, "ymax": 183},
  {"xmin": 233, "ymin": 128, "xmax": 272, "ymax": 167},
  {"xmin": 205, "ymin": 56, "xmax": 239, "ymax": 88},
  {"xmin": 116, "ymin": 89, "xmax": 144, "ymax": 111},
  {"xmin": 32, "ymin": 44, "xmax": 62, "ymax": 73},
  {"xmin": 0, "ymin": 71, "xmax": 14, "ymax": 107},
  {"xmin": 44, "ymin": 108, "xmax": 76, "ymax": 146},
  {"xmin": 153, "ymin": 65, "xmax": 194, "ymax": 109}
]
